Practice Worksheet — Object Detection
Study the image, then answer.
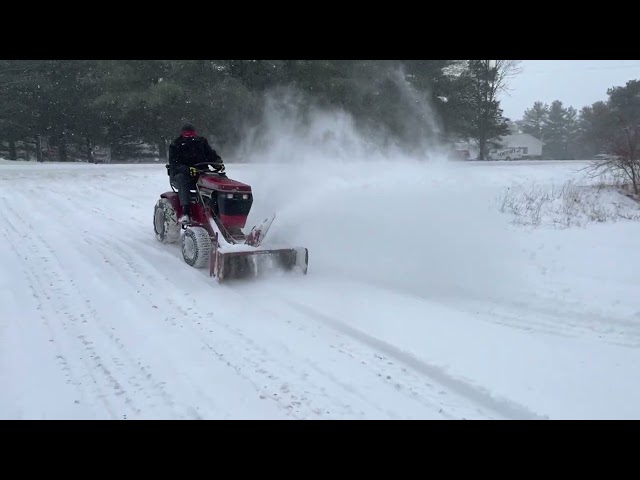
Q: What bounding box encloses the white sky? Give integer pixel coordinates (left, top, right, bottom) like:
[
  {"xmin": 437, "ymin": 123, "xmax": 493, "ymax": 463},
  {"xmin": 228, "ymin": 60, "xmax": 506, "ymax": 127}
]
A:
[{"xmin": 498, "ymin": 60, "xmax": 640, "ymax": 120}]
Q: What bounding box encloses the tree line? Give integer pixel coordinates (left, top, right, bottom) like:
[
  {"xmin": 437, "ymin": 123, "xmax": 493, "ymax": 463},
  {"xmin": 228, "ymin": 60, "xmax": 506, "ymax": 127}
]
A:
[
  {"xmin": 0, "ymin": 60, "xmax": 519, "ymax": 162},
  {"xmin": 517, "ymin": 79, "xmax": 640, "ymax": 161},
  {"xmin": 517, "ymin": 79, "xmax": 640, "ymax": 194}
]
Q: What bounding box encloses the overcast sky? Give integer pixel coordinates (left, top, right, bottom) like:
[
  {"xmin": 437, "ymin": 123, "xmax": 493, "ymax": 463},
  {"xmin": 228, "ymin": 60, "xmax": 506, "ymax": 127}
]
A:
[{"xmin": 498, "ymin": 60, "xmax": 640, "ymax": 121}]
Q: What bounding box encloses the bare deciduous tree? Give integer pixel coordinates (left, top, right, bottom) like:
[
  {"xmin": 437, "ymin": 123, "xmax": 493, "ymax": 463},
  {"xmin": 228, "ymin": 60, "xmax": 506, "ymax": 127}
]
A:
[
  {"xmin": 492, "ymin": 60, "xmax": 523, "ymax": 94},
  {"xmin": 583, "ymin": 80, "xmax": 640, "ymax": 196},
  {"xmin": 461, "ymin": 60, "xmax": 522, "ymax": 159},
  {"xmin": 585, "ymin": 126, "xmax": 640, "ymax": 195}
]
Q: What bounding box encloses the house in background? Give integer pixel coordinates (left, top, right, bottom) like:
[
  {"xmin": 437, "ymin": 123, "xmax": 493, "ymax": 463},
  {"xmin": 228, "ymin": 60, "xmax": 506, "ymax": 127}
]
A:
[
  {"xmin": 450, "ymin": 131, "xmax": 545, "ymax": 161},
  {"xmin": 488, "ymin": 133, "xmax": 544, "ymax": 160}
]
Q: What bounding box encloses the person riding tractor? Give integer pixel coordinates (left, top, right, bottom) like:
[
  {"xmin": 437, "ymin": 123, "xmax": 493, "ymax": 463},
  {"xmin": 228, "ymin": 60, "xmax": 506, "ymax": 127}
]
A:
[{"xmin": 168, "ymin": 123, "xmax": 225, "ymax": 223}]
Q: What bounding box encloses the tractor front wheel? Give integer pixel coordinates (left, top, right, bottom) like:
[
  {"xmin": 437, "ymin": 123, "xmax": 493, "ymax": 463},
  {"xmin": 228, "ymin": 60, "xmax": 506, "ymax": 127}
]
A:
[{"xmin": 182, "ymin": 226, "xmax": 212, "ymax": 268}]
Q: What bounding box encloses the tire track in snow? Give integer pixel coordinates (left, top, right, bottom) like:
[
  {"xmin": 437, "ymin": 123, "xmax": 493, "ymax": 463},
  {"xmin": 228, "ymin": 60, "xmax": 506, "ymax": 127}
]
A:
[
  {"xmin": 338, "ymin": 273, "xmax": 640, "ymax": 348},
  {"xmin": 82, "ymin": 234, "xmax": 370, "ymax": 419},
  {"xmin": 281, "ymin": 299, "xmax": 548, "ymax": 420},
  {"xmin": 11, "ymin": 189, "xmax": 238, "ymax": 418},
  {"xmin": 8, "ymin": 188, "xmax": 206, "ymax": 418},
  {"xmin": 475, "ymin": 299, "xmax": 640, "ymax": 349},
  {"xmin": 92, "ymin": 231, "xmax": 506, "ymax": 419},
  {"xmin": 1, "ymin": 210, "xmax": 192, "ymax": 419},
  {"xmin": 77, "ymin": 224, "xmax": 465, "ymax": 418},
  {"xmin": 1, "ymin": 211, "xmax": 117, "ymax": 418},
  {"xmin": 213, "ymin": 285, "xmax": 506, "ymax": 420},
  {"xmin": 82, "ymin": 236, "xmax": 234, "ymax": 418}
]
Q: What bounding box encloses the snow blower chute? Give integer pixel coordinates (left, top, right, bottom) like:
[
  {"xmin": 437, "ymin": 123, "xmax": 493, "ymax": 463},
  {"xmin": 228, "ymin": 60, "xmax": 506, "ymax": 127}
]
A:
[{"xmin": 153, "ymin": 162, "xmax": 308, "ymax": 283}]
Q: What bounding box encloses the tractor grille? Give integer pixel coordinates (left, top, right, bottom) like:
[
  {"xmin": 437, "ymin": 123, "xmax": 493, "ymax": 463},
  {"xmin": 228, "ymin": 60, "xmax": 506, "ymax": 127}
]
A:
[{"xmin": 217, "ymin": 192, "xmax": 253, "ymax": 216}]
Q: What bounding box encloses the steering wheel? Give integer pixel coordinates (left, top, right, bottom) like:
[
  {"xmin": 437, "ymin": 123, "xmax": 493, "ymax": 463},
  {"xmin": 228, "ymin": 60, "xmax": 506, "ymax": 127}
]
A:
[{"xmin": 190, "ymin": 162, "xmax": 224, "ymax": 171}]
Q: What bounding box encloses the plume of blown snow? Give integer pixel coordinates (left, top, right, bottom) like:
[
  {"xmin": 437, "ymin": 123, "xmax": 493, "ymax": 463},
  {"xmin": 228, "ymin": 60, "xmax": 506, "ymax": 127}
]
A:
[
  {"xmin": 234, "ymin": 88, "xmax": 411, "ymax": 165},
  {"xmin": 232, "ymin": 84, "xmax": 527, "ymax": 303}
]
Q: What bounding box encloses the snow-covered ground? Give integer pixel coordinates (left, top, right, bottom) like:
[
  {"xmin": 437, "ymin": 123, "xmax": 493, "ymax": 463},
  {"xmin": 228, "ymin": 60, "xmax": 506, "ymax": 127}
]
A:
[{"xmin": 1, "ymin": 157, "xmax": 640, "ymax": 419}]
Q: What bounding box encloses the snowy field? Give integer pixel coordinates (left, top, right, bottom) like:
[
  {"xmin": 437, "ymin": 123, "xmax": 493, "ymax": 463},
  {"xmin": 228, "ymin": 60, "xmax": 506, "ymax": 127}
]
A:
[{"xmin": 1, "ymin": 157, "xmax": 640, "ymax": 420}]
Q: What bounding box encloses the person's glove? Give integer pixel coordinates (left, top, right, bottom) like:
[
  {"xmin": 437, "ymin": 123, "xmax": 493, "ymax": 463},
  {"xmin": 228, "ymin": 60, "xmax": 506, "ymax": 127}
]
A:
[{"xmin": 210, "ymin": 163, "xmax": 226, "ymax": 177}]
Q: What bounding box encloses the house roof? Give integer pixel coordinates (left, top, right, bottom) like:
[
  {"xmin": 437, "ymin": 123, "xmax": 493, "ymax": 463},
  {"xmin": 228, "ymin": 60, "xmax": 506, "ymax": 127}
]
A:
[{"xmin": 500, "ymin": 133, "xmax": 544, "ymax": 146}]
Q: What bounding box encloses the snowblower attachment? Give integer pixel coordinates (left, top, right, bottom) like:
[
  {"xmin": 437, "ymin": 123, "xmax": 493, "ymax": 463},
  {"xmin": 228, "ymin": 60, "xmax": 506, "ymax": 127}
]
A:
[
  {"xmin": 207, "ymin": 207, "xmax": 308, "ymax": 283},
  {"xmin": 210, "ymin": 241, "xmax": 309, "ymax": 283},
  {"xmin": 210, "ymin": 213, "xmax": 308, "ymax": 283}
]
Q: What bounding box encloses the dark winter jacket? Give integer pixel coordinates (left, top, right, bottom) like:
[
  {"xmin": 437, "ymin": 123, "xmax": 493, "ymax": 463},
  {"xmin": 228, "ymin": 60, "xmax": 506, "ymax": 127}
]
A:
[{"xmin": 169, "ymin": 135, "xmax": 222, "ymax": 168}]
